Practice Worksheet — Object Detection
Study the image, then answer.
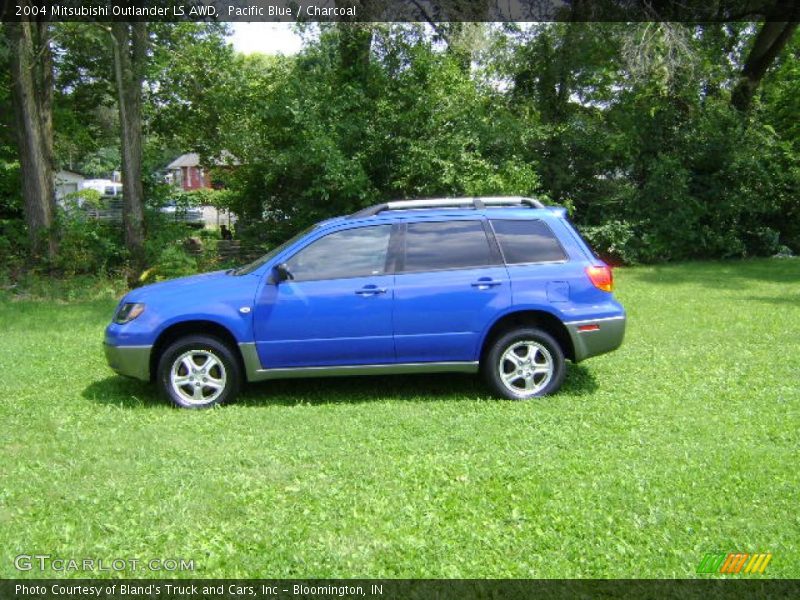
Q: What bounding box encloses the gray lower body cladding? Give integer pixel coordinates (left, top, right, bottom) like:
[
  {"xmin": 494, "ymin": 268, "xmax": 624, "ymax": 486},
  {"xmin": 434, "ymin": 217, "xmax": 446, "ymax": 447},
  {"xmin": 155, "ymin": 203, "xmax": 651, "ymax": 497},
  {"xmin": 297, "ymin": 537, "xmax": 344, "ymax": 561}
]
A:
[{"xmin": 564, "ymin": 316, "xmax": 626, "ymax": 362}]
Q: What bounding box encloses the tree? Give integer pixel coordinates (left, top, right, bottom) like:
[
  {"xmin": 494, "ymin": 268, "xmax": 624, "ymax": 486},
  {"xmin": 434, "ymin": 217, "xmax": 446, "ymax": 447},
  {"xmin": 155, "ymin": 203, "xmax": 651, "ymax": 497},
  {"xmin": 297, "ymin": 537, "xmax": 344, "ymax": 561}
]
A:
[
  {"xmin": 146, "ymin": 23, "xmax": 235, "ymax": 157},
  {"xmin": 0, "ymin": 27, "xmax": 22, "ymax": 219},
  {"xmin": 3, "ymin": 17, "xmax": 57, "ymax": 261},
  {"xmin": 731, "ymin": 20, "xmax": 798, "ymax": 112},
  {"xmin": 53, "ymin": 23, "xmax": 119, "ymax": 176},
  {"xmin": 110, "ymin": 22, "xmax": 148, "ymax": 275}
]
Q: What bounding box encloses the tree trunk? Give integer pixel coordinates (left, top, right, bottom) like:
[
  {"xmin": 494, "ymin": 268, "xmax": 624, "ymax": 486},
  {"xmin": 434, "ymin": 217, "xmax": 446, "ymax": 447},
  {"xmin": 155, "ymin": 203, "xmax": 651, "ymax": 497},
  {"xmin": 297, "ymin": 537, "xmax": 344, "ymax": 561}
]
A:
[
  {"xmin": 732, "ymin": 19, "xmax": 798, "ymax": 112},
  {"xmin": 335, "ymin": 0, "xmax": 372, "ymax": 86},
  {"xmin": 337, "ymin": 22, "xmax": 373, "ymax": 83},
  {"xmin": 5, "ymin": 18, "xmax": 57, "ymax": 262},
  {"xmin": 110, "ymin": 22, "xmax": 147, "ymax": 277}
]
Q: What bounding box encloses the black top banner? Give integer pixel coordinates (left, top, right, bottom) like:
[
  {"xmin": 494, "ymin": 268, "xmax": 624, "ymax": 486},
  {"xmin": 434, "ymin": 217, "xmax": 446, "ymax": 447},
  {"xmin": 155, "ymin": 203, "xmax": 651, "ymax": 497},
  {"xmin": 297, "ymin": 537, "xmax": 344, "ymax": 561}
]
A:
[{"xmin": 2, "ymin": 0, "xmax": 799, "ymax": 22}]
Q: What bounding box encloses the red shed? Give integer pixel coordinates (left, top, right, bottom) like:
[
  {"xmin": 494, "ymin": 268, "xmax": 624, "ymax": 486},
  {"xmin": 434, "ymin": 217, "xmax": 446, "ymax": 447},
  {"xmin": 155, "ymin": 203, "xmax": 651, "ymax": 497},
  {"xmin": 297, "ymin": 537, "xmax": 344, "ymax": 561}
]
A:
[{"xmin": 165, "ymin": 153, "xmax": 211, "ymax": 191}]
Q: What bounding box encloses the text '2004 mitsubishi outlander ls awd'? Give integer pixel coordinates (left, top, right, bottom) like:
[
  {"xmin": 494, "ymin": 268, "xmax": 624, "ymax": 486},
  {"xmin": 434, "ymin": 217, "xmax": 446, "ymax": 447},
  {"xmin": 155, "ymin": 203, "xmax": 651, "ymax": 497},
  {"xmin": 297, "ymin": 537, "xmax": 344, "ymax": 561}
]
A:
[{"xmin": 105, "ymin": 197, "xmax": 626, "ymax": 408}]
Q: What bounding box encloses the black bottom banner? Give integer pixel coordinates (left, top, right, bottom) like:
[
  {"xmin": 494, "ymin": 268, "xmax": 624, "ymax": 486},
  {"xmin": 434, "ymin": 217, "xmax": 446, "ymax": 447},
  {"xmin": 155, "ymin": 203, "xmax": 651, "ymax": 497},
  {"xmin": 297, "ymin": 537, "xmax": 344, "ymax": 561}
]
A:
[{"xmin": 2, "ymin": 579, "xmax": 800, "ymax": 600}]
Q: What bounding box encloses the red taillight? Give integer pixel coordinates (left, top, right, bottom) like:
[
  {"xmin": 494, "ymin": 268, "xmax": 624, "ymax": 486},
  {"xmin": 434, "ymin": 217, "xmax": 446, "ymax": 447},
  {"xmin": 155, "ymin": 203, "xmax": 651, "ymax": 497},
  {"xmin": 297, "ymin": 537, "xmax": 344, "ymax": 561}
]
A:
[{"xmin": 586, "ymin": 265, "xmax": 613, "ymax": 292}]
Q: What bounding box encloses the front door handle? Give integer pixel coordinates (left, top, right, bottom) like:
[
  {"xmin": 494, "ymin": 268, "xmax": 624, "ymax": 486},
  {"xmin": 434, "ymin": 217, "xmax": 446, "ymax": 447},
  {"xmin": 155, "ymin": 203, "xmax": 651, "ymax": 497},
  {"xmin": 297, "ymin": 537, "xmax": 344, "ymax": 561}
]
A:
[
  {"xmin": 355, "ymin": 285, "xmax": 388, "ymax": 296},
  {"xmin": 471, "ymin": 278, "xmax": 502, "ymax": 290}
]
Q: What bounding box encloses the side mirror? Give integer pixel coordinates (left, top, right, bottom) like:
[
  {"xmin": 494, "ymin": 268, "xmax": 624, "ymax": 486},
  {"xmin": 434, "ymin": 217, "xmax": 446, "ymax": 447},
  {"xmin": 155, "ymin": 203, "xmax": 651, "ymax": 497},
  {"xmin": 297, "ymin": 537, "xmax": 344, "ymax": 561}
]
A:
[{"xmin": 273, "ymin": 262, "xmax": 294, "ymax": 283}]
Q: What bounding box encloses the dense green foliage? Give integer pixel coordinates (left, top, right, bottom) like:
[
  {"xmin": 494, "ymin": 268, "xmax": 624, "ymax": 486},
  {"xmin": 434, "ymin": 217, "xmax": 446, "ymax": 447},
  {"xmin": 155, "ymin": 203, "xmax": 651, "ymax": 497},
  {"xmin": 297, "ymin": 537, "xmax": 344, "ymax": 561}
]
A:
[
  {"xmin": 2, "ymin": 259, "xmax": 798, "ymax": 577},
  {"xmin": 0, "ymin": 29, "xmax": 21, "ymax": 220},
  {"xmin": 205, "ymin": 24, "xmax": 800, "ymax": 261},
  {"xmin": 1, "ymin": 22, "xmax": 798, "ymax": 272}
]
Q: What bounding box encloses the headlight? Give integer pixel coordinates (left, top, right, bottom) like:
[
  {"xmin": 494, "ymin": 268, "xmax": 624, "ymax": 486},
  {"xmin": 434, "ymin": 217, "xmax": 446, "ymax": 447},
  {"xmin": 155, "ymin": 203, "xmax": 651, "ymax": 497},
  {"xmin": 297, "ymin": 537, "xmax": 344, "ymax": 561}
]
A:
[{"xmin": 114, "ymin": 302, "xmax": 146, "ymax": 324}]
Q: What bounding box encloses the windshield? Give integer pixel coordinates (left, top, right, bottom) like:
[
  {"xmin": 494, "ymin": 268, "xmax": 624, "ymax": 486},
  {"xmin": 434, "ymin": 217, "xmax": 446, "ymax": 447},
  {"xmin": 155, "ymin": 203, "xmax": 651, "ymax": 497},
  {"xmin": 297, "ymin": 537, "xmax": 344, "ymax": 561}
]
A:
[{"xmin": 232, "ymin": 226, "xmax": 316, "ymax": 276}]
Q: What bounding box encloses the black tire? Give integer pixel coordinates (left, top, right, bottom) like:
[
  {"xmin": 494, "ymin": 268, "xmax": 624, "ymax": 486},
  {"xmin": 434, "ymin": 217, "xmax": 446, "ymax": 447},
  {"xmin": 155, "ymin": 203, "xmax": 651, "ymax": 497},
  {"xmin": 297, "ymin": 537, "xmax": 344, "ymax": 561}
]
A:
[
  {"xmin": 482, "ymin": 327, "xmax": 566, "ymax": 400},
  {"xmin": 157, "ymin": 335, "xmax": 241, "ymax": 409}
]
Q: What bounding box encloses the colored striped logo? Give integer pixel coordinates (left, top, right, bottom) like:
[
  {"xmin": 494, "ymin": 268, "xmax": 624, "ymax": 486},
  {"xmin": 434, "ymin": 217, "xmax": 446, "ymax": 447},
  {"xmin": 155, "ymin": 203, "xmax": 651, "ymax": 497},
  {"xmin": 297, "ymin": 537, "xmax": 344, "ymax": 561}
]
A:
[{"xmin": 697, "ymin": 552, "xmax": 772, "ymax": 574}]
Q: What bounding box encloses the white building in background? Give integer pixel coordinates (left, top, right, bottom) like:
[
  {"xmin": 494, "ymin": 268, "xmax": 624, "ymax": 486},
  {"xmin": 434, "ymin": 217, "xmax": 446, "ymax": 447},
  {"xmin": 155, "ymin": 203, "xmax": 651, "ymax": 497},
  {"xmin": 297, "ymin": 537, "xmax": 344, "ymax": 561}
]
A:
[{"xmin": 54, "ymin": 170, "xmax": 85, "ymax": 200}]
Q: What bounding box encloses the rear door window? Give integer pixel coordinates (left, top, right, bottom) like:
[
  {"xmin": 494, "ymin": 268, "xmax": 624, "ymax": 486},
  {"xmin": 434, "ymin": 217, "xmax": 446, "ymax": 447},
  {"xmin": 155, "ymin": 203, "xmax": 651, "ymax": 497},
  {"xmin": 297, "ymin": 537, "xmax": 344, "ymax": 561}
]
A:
[{"xmin": 402, "ymin": 220, "xmax": 493, "ymax": 272}]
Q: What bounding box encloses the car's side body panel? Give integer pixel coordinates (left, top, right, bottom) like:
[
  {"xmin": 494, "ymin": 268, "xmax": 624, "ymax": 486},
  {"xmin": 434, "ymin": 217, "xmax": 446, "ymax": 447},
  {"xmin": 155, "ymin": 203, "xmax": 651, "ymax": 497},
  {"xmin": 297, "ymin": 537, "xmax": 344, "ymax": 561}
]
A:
[
  {"xmin": 253, "ymin": 274, "xmax": 396, "ymax": 367},
  {"xmin": 103, "ymin": 271, "xmax": 260, "ymax": 379},
  {"xmin": 105, "ymin": 274, "xmax": 258, "ymax": 344},
  {"xmin": 393, "ymin": 265, "xmax": 511, "ymax": 362}
]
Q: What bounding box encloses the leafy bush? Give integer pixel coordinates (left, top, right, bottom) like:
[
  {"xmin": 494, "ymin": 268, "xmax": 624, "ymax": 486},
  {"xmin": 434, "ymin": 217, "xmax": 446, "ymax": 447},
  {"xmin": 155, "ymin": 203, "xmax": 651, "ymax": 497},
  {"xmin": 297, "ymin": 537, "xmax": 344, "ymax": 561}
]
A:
[
  {"xmin": 54, "ymin": 208, "xmax": 126, "ymax": 276},
  {"xmin": 0, "ymin": 218, "xmax": 28, "ymax": 274},
  {"xmin": 742, "ymin": 226, "xmax": 782, "ymax": 257},
  {"xmin": 61, "ymin": 188, "xmax": 103, "ymax": 211},
  {"xmin": 77, "ymin": 146, "xmax": 121, "ymax": 179},
  {"xmin": 182, "ymin": 187, "xmax": 229, "ymax": 207},
  {"xmin": 0, "ymin": 159, "xmax": 21, "ymax": 218},
  {"xmin": 579, "ymin": 220, "xmax": 642, "ymax": 265},
  {"xmin": 140, "ymin": 244, "xmax": 198, "ymax": 283}
]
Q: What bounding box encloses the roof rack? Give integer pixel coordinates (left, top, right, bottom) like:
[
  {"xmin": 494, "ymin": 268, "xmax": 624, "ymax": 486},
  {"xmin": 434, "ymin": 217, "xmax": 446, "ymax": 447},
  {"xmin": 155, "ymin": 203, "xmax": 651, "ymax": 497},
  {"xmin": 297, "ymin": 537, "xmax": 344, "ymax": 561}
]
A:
[{"xmin": 348, "ymin": 196, "xmax": 546, "ymax": 218}]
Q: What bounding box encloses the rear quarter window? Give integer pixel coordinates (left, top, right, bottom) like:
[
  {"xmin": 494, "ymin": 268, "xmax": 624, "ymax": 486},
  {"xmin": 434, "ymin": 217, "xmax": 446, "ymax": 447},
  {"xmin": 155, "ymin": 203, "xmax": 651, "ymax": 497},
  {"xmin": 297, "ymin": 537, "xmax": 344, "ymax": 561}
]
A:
[{"xmin": 490, "ymin": 219, "xmax": 567, "ymax": 264}]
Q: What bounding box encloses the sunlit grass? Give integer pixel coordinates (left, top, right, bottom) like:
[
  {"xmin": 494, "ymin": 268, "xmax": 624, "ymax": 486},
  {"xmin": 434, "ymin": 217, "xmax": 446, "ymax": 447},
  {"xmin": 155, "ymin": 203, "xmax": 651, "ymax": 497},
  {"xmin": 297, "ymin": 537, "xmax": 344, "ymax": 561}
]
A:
[{"xmin": 1, "ymin": 259, "xmax": 798, "ymax": 578}]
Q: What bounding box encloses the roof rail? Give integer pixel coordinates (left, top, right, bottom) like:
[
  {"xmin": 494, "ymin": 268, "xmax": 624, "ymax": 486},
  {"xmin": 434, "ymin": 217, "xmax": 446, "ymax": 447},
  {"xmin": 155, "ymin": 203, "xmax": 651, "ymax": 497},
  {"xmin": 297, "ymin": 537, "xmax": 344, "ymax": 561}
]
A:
[{"xmin": 348, "ymin": 196, "xmax": 546, "ymax": 218}]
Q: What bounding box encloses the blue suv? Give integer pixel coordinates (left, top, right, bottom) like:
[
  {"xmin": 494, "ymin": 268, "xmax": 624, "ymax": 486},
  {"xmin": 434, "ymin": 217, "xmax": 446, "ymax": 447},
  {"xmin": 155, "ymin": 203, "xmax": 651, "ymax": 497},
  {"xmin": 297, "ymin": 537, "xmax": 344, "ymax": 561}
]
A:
[{"xmin": 105, "ymin": 197, "xmax": 625, "ymax": 408}]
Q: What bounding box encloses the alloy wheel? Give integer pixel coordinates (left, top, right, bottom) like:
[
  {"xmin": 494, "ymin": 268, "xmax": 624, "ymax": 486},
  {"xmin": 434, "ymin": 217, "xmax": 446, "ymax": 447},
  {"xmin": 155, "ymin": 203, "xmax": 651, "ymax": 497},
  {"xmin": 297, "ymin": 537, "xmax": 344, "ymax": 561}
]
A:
[
  {"xmin": 170, "ymin": 350, "xmax": 227, "ymax": 406},
  {"xmin": 498, "ymin": 340, "xmax": 554, "ymax": 395}
]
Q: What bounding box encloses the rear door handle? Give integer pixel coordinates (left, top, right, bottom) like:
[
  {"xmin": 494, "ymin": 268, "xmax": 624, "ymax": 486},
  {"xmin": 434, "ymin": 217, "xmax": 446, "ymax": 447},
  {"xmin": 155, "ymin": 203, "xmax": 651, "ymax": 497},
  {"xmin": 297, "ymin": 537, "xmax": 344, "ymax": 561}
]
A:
[
  {"xmin": 355, "ymin": 285, "xmax": 388, "ymax": 296},
  {"xmin": 471, "ymin": 278, "xmax": 502, "ymax": 290}
]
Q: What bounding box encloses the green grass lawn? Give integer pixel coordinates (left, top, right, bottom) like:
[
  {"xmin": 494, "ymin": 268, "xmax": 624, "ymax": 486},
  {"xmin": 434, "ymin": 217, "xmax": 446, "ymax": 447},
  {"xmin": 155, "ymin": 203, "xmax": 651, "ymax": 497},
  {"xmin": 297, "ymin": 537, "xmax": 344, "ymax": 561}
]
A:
[{"xmin": 1, "ymin": 259, "xmax": 798, "ymax": 579}]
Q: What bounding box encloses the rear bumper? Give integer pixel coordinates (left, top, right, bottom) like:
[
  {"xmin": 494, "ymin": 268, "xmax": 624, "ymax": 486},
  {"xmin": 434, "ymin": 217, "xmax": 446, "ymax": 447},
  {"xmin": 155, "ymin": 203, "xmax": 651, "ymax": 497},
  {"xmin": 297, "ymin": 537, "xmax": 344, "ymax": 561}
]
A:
[
  {"xmin": 565, "ymin": 315, "xmax": 626, "ymax": 362},
  {"xmin": 104, "ymin": 343, "xmax": 151, "ymax": 381}
]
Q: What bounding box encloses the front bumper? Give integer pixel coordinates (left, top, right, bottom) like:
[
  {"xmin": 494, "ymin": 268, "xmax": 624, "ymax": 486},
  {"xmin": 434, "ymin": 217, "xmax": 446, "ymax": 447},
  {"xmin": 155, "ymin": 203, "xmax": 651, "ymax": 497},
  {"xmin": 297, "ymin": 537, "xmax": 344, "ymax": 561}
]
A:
[
  {"xmin": 565, "ymin": 315, "xmax": 626, "ymax": 362},
  {"xmin": 104, "ymin": 343, "xmax": 152, "ymax": 381}
]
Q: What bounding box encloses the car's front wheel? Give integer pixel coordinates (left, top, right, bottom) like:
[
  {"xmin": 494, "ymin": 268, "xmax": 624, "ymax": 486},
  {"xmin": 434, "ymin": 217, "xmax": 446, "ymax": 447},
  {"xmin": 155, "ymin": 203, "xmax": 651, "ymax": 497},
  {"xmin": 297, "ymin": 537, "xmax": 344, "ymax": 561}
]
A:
[
  {"xmin": 483, "ymin": 328, "xmax": 566, "ymax": 400},
  {"xmin": 157, "ymin": 335, "xmax": 241, "ymax": 409}
]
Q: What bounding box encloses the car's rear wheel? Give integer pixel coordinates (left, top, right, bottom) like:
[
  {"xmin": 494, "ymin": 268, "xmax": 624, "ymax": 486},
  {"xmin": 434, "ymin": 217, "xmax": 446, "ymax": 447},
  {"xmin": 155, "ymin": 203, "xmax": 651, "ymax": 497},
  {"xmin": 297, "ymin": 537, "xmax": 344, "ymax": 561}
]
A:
[
  {"xmin": 157, "ymin": 335, "xmax": 241, "ymax": 409},
  {"xmin": 483, "ymin": 328, "xmax": 566, "ymax": 400}
]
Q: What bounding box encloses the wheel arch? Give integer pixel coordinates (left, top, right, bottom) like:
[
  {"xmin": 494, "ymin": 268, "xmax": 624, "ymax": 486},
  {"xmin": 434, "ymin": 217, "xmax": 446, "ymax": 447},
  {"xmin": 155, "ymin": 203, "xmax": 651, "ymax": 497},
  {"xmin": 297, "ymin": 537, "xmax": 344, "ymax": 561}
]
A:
[
  {"xmin": 149, "ymin": 320, "xmax": 244, "ymax": 382},
  {"xmin": 479, "ymin": 309, "xmax": 575, "ymax": 363}
]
